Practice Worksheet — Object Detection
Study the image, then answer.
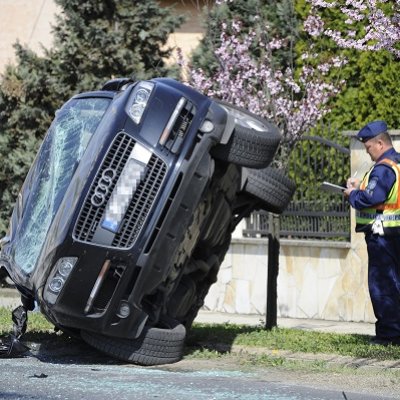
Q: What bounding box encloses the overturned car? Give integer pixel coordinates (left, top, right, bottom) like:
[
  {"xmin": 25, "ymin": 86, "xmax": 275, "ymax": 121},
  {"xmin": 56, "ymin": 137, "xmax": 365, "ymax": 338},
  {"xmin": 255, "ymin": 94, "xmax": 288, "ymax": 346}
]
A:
[{"xmin": 0, "ymin": 78, "xmax": 295, "ymax": 365}]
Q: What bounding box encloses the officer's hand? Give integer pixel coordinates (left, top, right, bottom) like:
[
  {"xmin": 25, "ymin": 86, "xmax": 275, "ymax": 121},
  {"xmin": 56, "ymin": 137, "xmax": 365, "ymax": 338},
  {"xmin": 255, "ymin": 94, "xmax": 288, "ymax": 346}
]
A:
[
  {"xmin": 343, "ymin": 187, "xmax": 354, "ymax": 198},
  {"xmin": 346, "ymin": 177, "xmax": 360, "ymax": 189}
]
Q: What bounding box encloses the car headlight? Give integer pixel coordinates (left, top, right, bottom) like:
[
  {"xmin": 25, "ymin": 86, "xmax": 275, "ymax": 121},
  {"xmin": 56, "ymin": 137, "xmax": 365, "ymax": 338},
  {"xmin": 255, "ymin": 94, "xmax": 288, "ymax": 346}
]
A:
[
  {"xmin": 44, "ymin": 257, "xmax": 78, "ymax": 305},
  {"xmin": 126, "ymin": 82, "xmax": 154, "ymax": 124}
]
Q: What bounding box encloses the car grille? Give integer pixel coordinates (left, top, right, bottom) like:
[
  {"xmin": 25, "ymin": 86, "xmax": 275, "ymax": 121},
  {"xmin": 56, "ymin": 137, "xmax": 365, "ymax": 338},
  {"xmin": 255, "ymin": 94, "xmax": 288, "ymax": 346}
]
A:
[{"xmin": 73, "ymin": 132, "xmax": 167, "ymax": 248}]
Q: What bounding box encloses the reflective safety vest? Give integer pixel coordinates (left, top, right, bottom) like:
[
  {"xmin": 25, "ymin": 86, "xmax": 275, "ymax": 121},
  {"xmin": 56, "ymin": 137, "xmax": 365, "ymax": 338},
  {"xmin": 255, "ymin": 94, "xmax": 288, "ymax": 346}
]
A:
[{"xmin": 355, "ymin": 158, "xmax": 400, "ymax": 235}]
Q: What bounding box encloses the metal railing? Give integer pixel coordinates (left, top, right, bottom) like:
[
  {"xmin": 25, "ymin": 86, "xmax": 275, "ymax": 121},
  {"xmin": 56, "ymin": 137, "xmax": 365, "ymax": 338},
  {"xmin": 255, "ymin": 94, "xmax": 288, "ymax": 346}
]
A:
[{"xmin": 244, "ymin": 128, "xmax": 351, "ymax": 241}]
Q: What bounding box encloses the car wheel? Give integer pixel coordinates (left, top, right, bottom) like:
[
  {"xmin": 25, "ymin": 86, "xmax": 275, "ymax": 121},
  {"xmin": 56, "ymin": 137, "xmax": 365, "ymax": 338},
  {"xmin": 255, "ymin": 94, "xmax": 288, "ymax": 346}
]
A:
[
  {"xmin": 242, "ymin": 166, "xmax": 296, "ymax": 214},
  {"xmin": 80, "ymin": 317, "xmax": 186, "ymax": 366},
  {"xmin": 211, "ymin": 100, "xmax": 281, "ymax": 168}
]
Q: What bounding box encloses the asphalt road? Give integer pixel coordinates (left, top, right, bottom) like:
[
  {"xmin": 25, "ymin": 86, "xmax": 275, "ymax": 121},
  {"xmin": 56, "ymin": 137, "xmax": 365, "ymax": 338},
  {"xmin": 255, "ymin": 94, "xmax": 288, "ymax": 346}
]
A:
[
  {"xmin": 0, "ymin": 339, "xmax": 396, "ymax": 400},
  {"xmin": 0, "ymin": 357, "xmax": 390, "ymax": 400},
  {"xmin": 0, "ymin": 291, "xmax": 396, "ymax": 399}
]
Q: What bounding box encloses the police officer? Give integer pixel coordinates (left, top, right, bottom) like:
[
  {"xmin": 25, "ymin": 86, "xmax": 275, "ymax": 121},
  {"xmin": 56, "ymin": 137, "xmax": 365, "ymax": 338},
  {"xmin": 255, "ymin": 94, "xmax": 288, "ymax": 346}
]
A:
[{"xmin": 344, "ymin": 120, "xmax": 400, "ymax": 346}]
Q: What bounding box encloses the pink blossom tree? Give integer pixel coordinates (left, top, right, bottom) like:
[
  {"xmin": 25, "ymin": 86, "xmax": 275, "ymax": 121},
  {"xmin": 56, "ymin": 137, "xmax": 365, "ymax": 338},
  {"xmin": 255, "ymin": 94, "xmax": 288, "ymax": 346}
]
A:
[
  {"xmin": 306, "ymin": 0, "xmax": 400, "ymax": 57},
  {"xmin": 183, "ymin": 1, "xmax": 347, "ymax": 167}
]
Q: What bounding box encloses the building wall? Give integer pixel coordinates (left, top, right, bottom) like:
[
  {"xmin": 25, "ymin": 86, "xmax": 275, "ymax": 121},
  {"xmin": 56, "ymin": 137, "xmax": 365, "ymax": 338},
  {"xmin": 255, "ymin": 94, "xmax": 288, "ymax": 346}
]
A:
[
  {"xmin": 160, "ymin": 0, "xmax": 207, "ymax": 62},
  {"xmin": 0, "ymin": 0, "xmax": 206, "ymax": 73},
  {"xmin": 0, "ymin": 0, "xmax": 59, "ymax": 72}
]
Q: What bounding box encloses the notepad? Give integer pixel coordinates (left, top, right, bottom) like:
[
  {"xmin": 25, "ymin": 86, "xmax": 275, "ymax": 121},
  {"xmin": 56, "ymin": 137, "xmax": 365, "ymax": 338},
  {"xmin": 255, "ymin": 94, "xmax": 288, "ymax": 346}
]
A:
[{"xmin": 321, "ymin": 181, "xmax": 346, "ymax": 193}]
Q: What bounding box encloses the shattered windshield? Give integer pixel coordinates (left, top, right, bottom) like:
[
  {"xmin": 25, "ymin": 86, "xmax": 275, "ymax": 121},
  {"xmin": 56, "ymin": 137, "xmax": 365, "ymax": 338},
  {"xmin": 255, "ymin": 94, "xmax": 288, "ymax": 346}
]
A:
[{"xmin": 14, "ymin": 97, "xmax": 111, "ymax": 276}]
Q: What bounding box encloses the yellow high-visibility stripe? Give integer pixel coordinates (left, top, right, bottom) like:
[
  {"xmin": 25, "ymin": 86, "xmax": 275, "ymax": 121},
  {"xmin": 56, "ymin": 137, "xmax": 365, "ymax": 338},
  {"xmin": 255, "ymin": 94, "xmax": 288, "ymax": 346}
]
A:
[{"xmin": 356, "ymin": 158, "xmax": 400, "ymax": 229}]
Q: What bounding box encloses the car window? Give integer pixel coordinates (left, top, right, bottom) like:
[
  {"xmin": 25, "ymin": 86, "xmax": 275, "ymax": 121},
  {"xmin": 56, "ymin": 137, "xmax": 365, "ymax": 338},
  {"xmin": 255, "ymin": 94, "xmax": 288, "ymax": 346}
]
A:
[{"xmin": 14, "ymin": 97, "xmax": 111, "ymax": 276}]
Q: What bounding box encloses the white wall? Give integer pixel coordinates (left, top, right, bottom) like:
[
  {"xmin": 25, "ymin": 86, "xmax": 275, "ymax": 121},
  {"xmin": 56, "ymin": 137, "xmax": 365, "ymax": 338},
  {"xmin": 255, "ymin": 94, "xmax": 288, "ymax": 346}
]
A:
[
  {"xmin": 204, "ymin": 237, "xmax": 374, "ymax": 322},
  {"xmin": 0, "ymin": 0, "xmax": 59, "ymax": 72}
]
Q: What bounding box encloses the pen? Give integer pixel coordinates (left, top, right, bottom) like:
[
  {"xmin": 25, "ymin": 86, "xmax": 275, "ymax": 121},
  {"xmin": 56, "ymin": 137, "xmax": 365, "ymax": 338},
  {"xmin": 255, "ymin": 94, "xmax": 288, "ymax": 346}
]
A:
[
  {"xmin": 350, "ymin": 161, "xmax": 368, "ymax": 186},
  {"xmin": 349, "ymin": 170, "xmax": 358, "ymax": 186},
  {"xmin": 353, "ymin": 161, "xmax": 369, "ymax": 178}
]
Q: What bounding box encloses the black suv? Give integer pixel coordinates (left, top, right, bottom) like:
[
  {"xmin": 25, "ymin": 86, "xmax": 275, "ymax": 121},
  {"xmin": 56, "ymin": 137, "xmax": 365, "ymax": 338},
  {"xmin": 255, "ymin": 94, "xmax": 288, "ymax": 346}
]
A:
[{"xmin": 0, "ymin": 78, "xmax": 295, "ymax": 365}]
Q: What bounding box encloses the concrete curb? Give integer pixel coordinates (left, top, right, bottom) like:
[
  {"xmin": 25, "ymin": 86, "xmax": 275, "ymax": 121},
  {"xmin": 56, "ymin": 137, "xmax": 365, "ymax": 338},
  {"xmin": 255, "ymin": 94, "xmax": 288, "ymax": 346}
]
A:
[
  {"xmin": 194, "ymin": 341, "xmax": 400, "ymax": 371},
  {"xmin": 228, "ymin": 345, "xmax": 400, "ymax": 371}
]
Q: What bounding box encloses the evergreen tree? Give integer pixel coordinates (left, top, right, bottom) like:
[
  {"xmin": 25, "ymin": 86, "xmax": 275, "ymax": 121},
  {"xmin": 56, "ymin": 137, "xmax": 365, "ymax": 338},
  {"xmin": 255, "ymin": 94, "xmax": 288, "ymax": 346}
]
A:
[
  {"xmin": 0, "ymin": 0, "xmax": 184, "ymax": 234},
  {"xmin": 50, "ymin": 0, "xmax": 185, "ymax": 93},
  {"xmin": 0, "ymin": 46, "xmax": 56, "ymax": 234}
]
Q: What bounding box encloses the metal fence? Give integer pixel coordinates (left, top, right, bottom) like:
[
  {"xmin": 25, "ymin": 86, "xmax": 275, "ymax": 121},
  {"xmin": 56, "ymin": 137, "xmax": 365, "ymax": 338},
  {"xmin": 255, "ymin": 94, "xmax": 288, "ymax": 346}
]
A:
[{"xmin": 243, "ymin": 127, "xmax": 351, "ymax": 241}]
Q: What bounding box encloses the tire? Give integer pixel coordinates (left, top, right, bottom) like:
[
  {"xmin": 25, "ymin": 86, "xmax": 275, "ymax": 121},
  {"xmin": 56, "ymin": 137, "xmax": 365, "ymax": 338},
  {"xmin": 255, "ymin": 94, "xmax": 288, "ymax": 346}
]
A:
[
  {"xmin": 80, "ymin": 317, "xmax": 186, "ymax": 366},
  {"xmin": 242, "ymin": 167, "xmax": 296, "ymax": 214},
  {"xmin": 211, "ymin": 100, "xmax": 281, "ymax": 168}
]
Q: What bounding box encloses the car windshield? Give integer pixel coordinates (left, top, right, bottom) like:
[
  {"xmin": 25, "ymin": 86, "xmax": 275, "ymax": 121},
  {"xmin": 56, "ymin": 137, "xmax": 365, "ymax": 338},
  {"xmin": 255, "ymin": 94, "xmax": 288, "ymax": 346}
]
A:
[{"xmin": 13, "ymin": 97, "xmax": 111, "ymax": 277}]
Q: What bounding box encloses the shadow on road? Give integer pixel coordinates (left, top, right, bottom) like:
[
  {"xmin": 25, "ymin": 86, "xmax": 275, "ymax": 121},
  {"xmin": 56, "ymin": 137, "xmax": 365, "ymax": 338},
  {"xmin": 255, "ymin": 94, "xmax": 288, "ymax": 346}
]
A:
[
  {"xmin": 20, "ymin": 331, "xmax": 121, "ymax": 365},
  {"xmin": 12, "ymin": 323, "xmax": 261, "ymax": 366},
  {"xmin": 184, "ymin": 323, "xmax": 260, "ymax": 355}
]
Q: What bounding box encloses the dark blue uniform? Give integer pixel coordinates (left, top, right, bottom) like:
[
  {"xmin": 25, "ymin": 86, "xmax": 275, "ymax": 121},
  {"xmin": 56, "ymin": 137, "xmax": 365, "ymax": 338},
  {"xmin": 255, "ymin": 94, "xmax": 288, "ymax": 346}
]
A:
[{"xmin": 349, "ymin": 148, "xmax": 400, "ymax": 341}]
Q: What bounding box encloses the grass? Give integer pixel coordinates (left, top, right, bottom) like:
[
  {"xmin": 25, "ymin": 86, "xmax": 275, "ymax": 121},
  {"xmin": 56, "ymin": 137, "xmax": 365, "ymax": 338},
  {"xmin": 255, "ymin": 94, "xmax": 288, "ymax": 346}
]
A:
[
  {"xmin": 0, "ymin": 306, "xmax": 54, "ymax": 336},
  {"xmin": 186, "ymin": 322, "xmax": 400, "ymax": 361},
  {"xmin": 1, "ymin": 306, "xmax": 400, "ymax": 362}
]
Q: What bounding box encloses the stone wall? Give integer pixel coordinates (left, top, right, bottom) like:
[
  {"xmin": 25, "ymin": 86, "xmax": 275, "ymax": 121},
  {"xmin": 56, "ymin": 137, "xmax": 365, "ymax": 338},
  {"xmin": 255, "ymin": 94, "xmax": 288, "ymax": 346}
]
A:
[{"xmin": 204, "ymin": 237, "xmax": 375, "ymax": 322}]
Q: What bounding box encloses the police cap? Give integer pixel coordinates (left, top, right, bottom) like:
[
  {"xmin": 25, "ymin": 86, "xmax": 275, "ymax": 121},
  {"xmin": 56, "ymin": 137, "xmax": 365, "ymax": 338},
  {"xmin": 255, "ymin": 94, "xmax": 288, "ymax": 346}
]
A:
[{"xmin": 357, "ymin": 120, "xmax": 388, "ymax": 143}]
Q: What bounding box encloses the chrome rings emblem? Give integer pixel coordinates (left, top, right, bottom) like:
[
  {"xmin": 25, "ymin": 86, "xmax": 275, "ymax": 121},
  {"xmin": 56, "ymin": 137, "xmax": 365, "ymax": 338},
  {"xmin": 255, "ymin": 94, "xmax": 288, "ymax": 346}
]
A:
[{"xmin": 90, "ymin": 168, "xmax": 116, "ymax": 207}]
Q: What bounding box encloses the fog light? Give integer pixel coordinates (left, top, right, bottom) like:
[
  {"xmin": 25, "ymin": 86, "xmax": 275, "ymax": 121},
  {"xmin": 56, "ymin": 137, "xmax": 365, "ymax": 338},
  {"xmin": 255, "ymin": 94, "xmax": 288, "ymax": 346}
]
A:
[
  {"xmin": 49, "ymin": 277, "xmax": 65, "ymax": 293},
  {"xmin": 44, "ymin": 257, "xmax": 78, "ymax": 305},
  {"xmin": 117, "ymin": 301, "xmax": 131, "ymax": 319}
]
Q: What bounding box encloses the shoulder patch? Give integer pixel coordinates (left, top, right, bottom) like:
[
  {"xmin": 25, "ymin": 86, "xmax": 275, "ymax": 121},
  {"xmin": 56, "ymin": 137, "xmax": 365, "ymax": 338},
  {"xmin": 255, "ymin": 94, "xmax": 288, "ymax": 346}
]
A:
[{"xmin": 366, "ymin": 177, "xmax": 378, "ymax": 195}]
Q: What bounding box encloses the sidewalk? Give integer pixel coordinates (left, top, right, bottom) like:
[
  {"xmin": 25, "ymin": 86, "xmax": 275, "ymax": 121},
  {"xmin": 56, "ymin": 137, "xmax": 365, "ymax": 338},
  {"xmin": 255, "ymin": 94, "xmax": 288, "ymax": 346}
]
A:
[
  {"xmin": 0, "ymin": 287, "xmax": 21, "ymax": 309},
  {"xmin": 195, "ymin": 309, "xmax": 375, "ymax": 336}
]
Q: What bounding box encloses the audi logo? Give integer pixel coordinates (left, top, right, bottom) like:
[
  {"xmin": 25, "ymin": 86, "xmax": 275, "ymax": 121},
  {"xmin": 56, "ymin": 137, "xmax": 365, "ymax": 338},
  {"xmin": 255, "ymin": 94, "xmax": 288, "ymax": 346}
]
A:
[{"xmin": 90, "ymin": 168, "xmax": 116, "ymax": 207}]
